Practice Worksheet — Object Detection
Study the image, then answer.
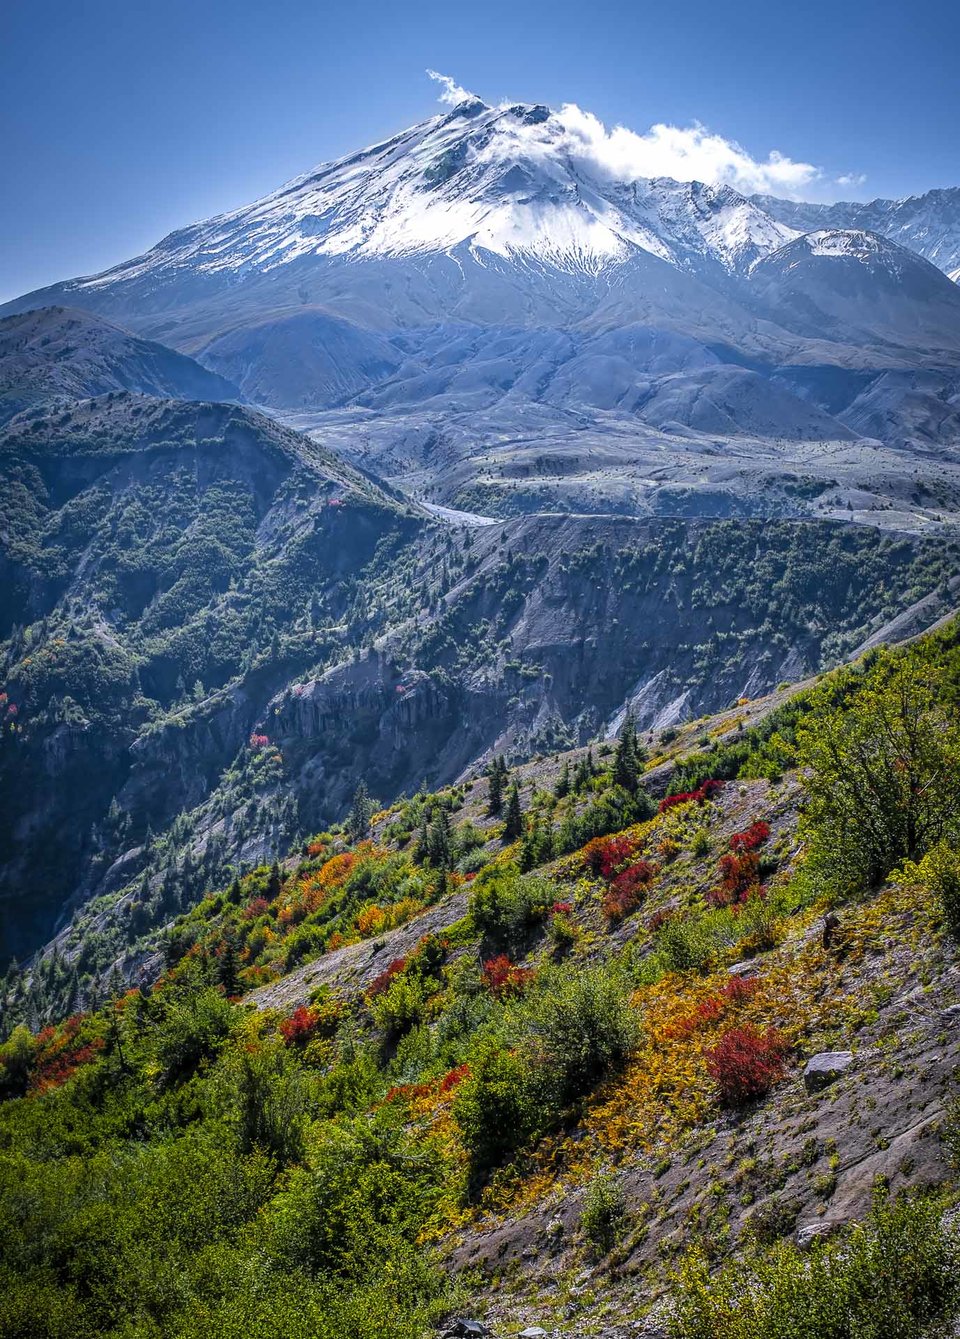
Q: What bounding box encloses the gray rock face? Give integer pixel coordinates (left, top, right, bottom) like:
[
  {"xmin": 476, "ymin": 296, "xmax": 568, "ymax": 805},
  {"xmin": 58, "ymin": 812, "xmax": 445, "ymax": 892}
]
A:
[
  {"xmin": 727, "ymin": 960, "xmax": 761, "ymax": 978},
  {"xmin": 804, "ymin": 1051, "xmax": 855, "ymax": 1092},
  {"xmin": 796, "ymin": 1221, "xmax": 837, "ymax": 1249}
]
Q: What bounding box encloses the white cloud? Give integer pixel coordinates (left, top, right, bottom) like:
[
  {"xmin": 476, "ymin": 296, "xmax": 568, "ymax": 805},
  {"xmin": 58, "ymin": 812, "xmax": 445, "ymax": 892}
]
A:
[
  {"xmin": 425, "ymin": 75, "xmax": 861, "ymax": 200},
  {"xmin": 426, "ymin": 70, "xmax": 477, "ymax": 107},
  {"xmin": 553, "ymin": 105, "xmax": 823, "ymax": 198}
]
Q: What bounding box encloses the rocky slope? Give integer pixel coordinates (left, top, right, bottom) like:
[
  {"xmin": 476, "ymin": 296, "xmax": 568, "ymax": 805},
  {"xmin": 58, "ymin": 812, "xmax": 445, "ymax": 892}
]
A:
[
  {"xmin": 755, "ymin": 185, "xmax": 960, "ymax": 279},
  {"xmin": 0, "ymin": 306, "xmax": 241, "ymax": 425}
]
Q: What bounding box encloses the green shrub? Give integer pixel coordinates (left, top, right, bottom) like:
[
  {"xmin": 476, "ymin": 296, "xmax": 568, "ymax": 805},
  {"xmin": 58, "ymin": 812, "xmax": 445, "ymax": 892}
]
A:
[
  {"xmin": 668, "ymin": 1191, "xmax": 959, "ymax": 1339},
  {"xmin": 900, "ymin": 842, "xmax": 960, "ymax": 939},
  {"xmin": 453, "ymin": 1041, "xmax": 549, "ymax": 1189},
  {"xmin": 581, "ymin": 1170, "xmax": 628, "ymax": 1255},
  {"xmin": 797, "ymin": 652, "xmax": 960, "ymax": 897},
  {"xmin": 530, "ymin": 963, "xmax": 639, "ymax": 1107},
  {"xmin": 467, "ymin": 864, "xmax": 552, "ymax": 949},
  {"xmin": 154, "ymin": 988, "xmax": 235, "ymax": 1086}
]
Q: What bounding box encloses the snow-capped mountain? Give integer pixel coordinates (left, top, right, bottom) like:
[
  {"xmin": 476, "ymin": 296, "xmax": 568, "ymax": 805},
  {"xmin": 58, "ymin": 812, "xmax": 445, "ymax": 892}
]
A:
[
  {"xmin": 754, "ymin": 187, "xmax": 960, "ymax": 280},
  {"xmin": 57, "ymin": 99, "xmax": 795, "ymax": 292},
  {"xmin": 4, "ymin": 93, "xmax": 960, "ymax": 469},
  {"xmin": 749, "ymin": 228, "xmax": 960, "ymax": 354}
]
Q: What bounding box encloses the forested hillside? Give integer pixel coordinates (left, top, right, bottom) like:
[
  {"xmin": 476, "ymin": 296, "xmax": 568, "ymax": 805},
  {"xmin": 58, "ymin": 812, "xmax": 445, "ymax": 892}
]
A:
[{"xmin": 4, "ymin": 617, "xmax": 960, "ymax": 1337}]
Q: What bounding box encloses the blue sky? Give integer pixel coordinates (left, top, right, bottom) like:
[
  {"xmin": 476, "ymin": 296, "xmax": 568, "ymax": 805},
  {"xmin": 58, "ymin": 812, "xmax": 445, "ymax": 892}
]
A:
[{"xmin": 1, "ymin": 0, "xmax": 957, "ymax": 302}]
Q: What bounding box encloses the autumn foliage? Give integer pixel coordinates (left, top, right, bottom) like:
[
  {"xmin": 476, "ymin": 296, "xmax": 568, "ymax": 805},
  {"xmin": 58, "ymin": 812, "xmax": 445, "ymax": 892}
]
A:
[
  {"xmin": 29, "ymin": 1016, "xmax": 104, "ymax": 1093},
  {"xmin": 707, "ymin": 820, "xmax": 771, "ymax": 906},
  {"xmin": 279, "ymin": 1006, "xmax": 323, "ymax": 1047},
  {"xmin": 729, "ymin": 820, "xmax": 771, "ymax": 852},
  {"xmin": 482, "ymin": 954, "xmax": 536, "ymax": 997},
  {"xmin": 602, "ymin": 860, "xmax": 656, "ymax": 922},
  {"xmin": 704, "ymin": 1024, "xmax": 788, "ymax": 1106},
  {"xmin": 658, "ymin": 779, "xmax": 724, "ymax": 813},
  {"xmin": 366, "ymin": 957, "xmax": 408, "ymax": 998},
  {"xmin": 582, "ymin": 833, "xmax": 641, "ymax": 879}
]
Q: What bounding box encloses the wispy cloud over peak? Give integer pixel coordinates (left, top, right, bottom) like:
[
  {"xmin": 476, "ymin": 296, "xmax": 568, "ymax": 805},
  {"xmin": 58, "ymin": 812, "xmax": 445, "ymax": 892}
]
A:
[{"xmin": 426, "ymin": 70, "xmax": 478, "ymax": 107}]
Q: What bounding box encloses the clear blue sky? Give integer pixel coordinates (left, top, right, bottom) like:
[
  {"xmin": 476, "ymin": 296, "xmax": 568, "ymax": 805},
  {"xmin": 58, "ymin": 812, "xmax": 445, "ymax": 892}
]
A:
[{"xmin": 1, "ymin": 0, "xmax": 957, "ymax": 302}]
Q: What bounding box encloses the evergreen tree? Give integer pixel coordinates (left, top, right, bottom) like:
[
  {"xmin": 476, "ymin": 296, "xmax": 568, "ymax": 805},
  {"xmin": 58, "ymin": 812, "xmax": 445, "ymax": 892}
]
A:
[
  {"xmin": 217, "ymin": 933, "xmax": 240, "ymax": 997},
  {"xmin": 266, "ymin": 861, "xmax": 283, "ymax": 901},
  {"xmin": 487, "ymin": 755, "xmax": 508, "ymax": 817},
  {"xmin": 427, "ymin": 808, "xmax": 453, "ymax": 870},
  {"xmin": 612, "ymin": 711, "xmax": 642, "ymax": 793},
  {"xmin": 503, "ymin": 781, "xmax": 524, "ymax": 843},
  {"xmin": 414, "ymin": 814, "xmax": 431, "ymax": 865},
  {"xmin": 554, "ymin": 760, "xmax": 571, "ymax": 799},
  {"xmin": 347, "ymin": 780, "xmax": 375, "ymax": 842}
]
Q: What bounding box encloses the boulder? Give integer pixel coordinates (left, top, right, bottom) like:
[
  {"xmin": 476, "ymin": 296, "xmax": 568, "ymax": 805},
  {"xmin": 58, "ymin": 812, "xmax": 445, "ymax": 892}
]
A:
[
  {"xmin": 444, "ymin": 1322, "xmax": 490, "ymax": 1338},
  {"xmin": 803, "ymin": 1051, "xmax": 855, "ymax": 1092},
  {"xmin": 796, "ymin": 1221, "xmax": 837, "ymax": 1249},
  {"xmin": 727, "ymin": 960, "xmax": 761, "ymax": 978}
]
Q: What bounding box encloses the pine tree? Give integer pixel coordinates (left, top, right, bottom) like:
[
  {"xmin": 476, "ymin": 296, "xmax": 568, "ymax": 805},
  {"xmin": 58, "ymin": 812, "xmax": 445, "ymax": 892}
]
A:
[
  {"xmin": 554, "ymin": 760, "xmax": 571, "ymax": 799},
  {"xmin": 427, "ymin": 808, "xmax": 453, "ymax": 869},
  {"xmin": 266, "ymin": 861, "xmax": 282, "ymax": 901},
  {"xmin": 487, "ymin": 755, "xmax": 508, "ymax": 816},
  {"xmin": 414, "ymin": 814, "xmax": 431, "ymax": 865},
  {"xmin": 613, "ymin": 711, "xmax": 641, "ymax": 793},
  {"xmin": 347, "ymin": 780, "xmax": 374, "ymax": 842},
  {"xmin": 217, "ymin": 933, "xmax": 240, "ymax": 997},
  {"xmin": 503, "ymin": 781, "xmax": 524, "ymax": 842}
]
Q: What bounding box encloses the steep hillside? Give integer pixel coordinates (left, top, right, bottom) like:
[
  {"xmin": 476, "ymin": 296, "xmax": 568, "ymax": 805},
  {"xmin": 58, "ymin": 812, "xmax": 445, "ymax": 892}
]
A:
[
  {"xmin": 0, "ymin": 394, "xmax": 423, "ymax": 963},
  {"xmin": 3, "ymin": 617, "xmax": 960, "ymax": 1338},
  {"xmin": 748, "ymin": 230, "xmax": 960, "ymax": 358},
  {"xmin": 5, "ymin": 434, "xmax": 959, "ymax": 981},
  {"xmin": 0, "ymin": 306, "xmax": 241, "ymax": 425}
]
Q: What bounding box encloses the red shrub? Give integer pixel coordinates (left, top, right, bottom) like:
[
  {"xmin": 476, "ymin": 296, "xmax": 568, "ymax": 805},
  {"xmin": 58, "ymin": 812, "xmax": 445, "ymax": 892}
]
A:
[
  {"xmin": 729, "ymin": 821, "xmax": 771, "ymax": 853},
  {"xmin": 438, "ymin": 1063, "xmax": 470, "ymax": 1093},
  {"xmin": 482, "ymin": 954, "xmax": 535, "ymax": 996},
  {"xmin": 647, "ymin": 907, "xmax": 674, "ymax": 933},
  {"xmin": 722, "ymin": 974, "xmax": 760, "ymax": 1004},
  {"xmin": 249, "ymin": 733, "xmax": 270, "ymax": 749},
  {"xmin": 658, "ymin": 779, "xmax": 724, "ymax": 813},
  {"xmin": 582, "ymin": 833, "xmax": 640, "ymax": 879},
  {"xmin": 551, "ymin": 901, "xmax": 573, "ymax": 916},
  {"xmin": 602, "ymin": 861, "xmax": 656, "ymax": 922},
  {"xmin": 243, "ymin": 896, "xmax": 270, "ymax": 921},
  {"xmin": 366, "ymin": 956, "xmax": 408, "ymax": 998},
  {"xmin": 709, "ymin": 851, "xmax": 761, "ymax": 907},
  {"xmin": 705, "ymin": 1024, "xmax": 788, "ymax": 1106},
  {"xmin": 695, "ymin": 994, "xmax": 726, "ymax": 1026},
  {"xmin": 30, "ymin": 1016, "xmax": 104, "ymax": 1093},
  {"xmin": 279, "ymin": 1006, "xmax": 323, "ymax": 1047}
]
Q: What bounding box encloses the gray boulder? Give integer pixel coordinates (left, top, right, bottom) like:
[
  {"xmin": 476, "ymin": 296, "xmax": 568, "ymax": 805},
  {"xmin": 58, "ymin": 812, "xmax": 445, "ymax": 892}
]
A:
[
  {"xmin": 803, "ymin": 1051, "xmax": 855, "ymax": 1092},
  {"xmin": 796, "ymin": 1221, "xmax": 837, "ymax": 1249}
]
